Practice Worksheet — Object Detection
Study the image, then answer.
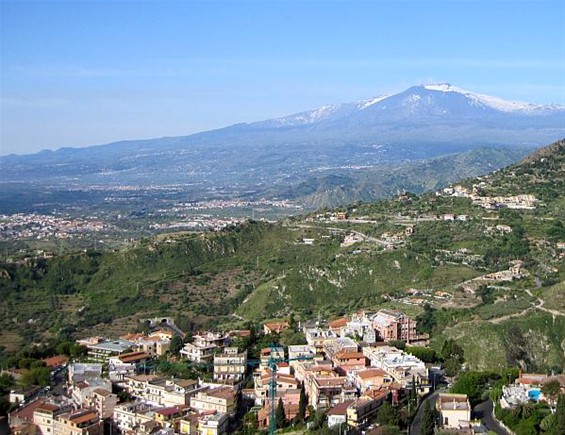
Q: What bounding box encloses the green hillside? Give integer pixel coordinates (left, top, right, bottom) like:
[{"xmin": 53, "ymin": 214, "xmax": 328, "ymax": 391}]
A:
[{"xmin": 1, "ymin": 139, "xmax": 564, "ymax": 372}]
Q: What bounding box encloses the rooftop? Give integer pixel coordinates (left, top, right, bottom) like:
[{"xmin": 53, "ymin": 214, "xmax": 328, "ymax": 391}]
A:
[
  {"xmin": 42, "ymin": 355, "xmax": 68, "ymax": 367},
  {"xmin": 119, "ymin": 351, "xmax": 150, "ymax": 363},
  {"xmin": 87, "ymin": 339, "xmax": 133, "ymax": 352},
  {"xmin": 205, "ymin": 387, "xmax": 236, "ymax": 400},
  {"xmin": 357, "ymin": 368, "xmax": 388, "ymax": 379},
  {"xmin": 326, "ymin": 400, "xmax": 354, "ymax": 416},
  {"xmin": 155, "ymin": 405, "xmax": 187, "ymax": 416},
  {"xmin": 328, "ymin": 317, "xmax": 348, "ymax": 329},
  {"xmin": 65, "ymin": 410, "xmax": 98, "ymax": 424},
  {"xmin": 438, "ymin": 394, "xmax": 470, "ymax": 411}
]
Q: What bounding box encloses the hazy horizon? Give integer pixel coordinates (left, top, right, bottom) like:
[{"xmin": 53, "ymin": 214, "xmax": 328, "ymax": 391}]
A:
[{"xmin": 2, "ymin": 0, "xmax": 564, "ymax": 155}]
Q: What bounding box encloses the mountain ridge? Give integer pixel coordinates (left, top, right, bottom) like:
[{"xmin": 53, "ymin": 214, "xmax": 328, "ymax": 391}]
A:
[
  {"xmin": 3, "ymin": 83, "xmax": 564, "ymax": 159},
  {"xmin": 1, "ymin": 84, "xmax": 564, "ymax": 209}
]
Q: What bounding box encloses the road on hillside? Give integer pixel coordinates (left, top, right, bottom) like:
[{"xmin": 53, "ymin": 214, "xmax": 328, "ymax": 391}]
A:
[
  {"xmin": 473, "ymin": 399, "xmax": 511, "ymax": 435},
  {"xmin": 410, "ymin": 391, "xmax": 440, "ymax": 435}
]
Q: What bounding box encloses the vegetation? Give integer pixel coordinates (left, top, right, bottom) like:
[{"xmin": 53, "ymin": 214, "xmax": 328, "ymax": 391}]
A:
[
  {"xmin": 420, "ymin": 401, "xmax": 438, "ymax": 435},
  {"xmin": 1, "ymin": 140, "xmax": 564, "ymax": 377}
]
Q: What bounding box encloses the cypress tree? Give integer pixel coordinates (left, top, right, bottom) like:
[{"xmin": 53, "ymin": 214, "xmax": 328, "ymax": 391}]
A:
[
  {"xmin": 298, "ymin": 383, "xmax": 307, "ymax": 421},
  {"xmin": 411, "ymin": 375, "xmax": 418, "ymax": 405},
  {"xmin": 276, "ymin": 397, "xmax": 287, "ymax": 429},
  {"xmin": 420, "ymin": 400, "xmax": 437, "ymax": 435},
  {"xmin": 556, "ymin": 394, "xmax": 565, "ymax": 434}
]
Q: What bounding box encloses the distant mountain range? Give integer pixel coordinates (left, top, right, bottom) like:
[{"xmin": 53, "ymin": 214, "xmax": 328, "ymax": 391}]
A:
[{"xmin": 2, "ymin": 84, "xmax": 564, "ymax": 208}]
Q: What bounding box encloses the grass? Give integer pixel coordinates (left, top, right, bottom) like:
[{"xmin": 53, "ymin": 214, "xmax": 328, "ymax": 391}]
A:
[
  {"xmin": 0, "ymin": 331, "xmax": 24, "ymax": 353},
  {"xmin": 438, "ymin": 312, "xmax": 565, "ymax": 372},
  {"xmin": 474, "ymin": 296, "xmax": 533, "ymax": 320},
  {"xmin": 237, "ymin": 279, "xmax": 278, "ymax": 320},
  {"xmin": 539, "ymin": 280, "xmax": 565, "ymax": 312}
]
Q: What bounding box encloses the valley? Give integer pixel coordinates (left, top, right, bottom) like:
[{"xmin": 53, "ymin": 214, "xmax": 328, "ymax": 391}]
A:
[{"xmin": 1, "ymin": 139, "xmax": 564, "ymax": 374}]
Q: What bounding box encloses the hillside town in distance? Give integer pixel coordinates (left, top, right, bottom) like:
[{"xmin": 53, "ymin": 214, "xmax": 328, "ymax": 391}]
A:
[
  {"xmin": 0, "ymin": 196, "xmax": 302, "ymax": 254},
  {"xmin": 4, "ymin": 304, "xmax": 564, "ymax": 435}
]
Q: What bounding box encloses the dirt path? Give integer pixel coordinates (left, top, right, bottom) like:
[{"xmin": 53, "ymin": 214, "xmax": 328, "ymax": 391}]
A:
[{"xmin": 488, "ymin": 289, "xmax": 565, "ymax": 324}]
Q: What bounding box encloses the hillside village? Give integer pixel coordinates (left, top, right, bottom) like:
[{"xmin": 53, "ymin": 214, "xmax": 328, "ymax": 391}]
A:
[
  {"xmin": 4, "ymin": 304, "xmax": 565, "ymax": 435},
  {"xmin": 1, "ymin": 140, "xmax": 564, "ymax": 434}
]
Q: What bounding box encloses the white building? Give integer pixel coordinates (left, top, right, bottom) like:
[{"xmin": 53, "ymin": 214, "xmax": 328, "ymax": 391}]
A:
[
  {"xmin": 362, "ymin": 345, "xmax": 429, "ymax": 391},
  {"xmin": 437, "ymin": 393, "xmax": 471, "ymax": 429}
]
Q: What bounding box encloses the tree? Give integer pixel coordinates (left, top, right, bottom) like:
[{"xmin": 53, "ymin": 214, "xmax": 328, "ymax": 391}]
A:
[
  {"xmin": 242, "ymin": 411, "xmax": 259, "ymax": 434},
  {"xmin": 539, "ymin": 413, "xmax": 555, "ymax": 433},
  {"xmin": 541, "ymin": 380, "xmax": 561, "ymax": 405},
  {"xmin": 0, "ymin": 373, "xmax": 15, "ymax": 392},
  {"xmin": 406, "ymin": 346, "xmax": 441, "ymax": 364},
  {"xmin": 21, "ymin": 367, "xmax": 51, "ymax": 386},
  {"xmin": 376, "ymin": 402, "xmax": 400, "ymax": 426},
  {"xmin": 377, "ymin": 425, "xmax": 403, "ymax": 435},
  {"xmin": 511, "ymin": 402, "xmax": 535, "ymax": 420},
  {"xmin": 420, "ymin": 401, "xmax": 437, "ymax": 435},
  {"xmin": 441, "ymin": 339, "xmax": 464, "ymax": 377},
  {"xmin": 169, "ymin": 335, "xmax": 184, "ymax": 355},
  {"xmin": 556, "ymin": 394, "xmax": 565, "ymax": 435},
  {"xmin": 410, "ymin": 375, "xmax": 418, "ymax": 406},
  {"xmin": 298, "ymin": 383, "xmax": 307, "ymax": 422},
  {"xmin": 276, "ymin": 397, "xmax": 287, "ymax": 429},
  {"xmin": 389, "ymin": 340, "xmax": 406, "ymax": 350}
]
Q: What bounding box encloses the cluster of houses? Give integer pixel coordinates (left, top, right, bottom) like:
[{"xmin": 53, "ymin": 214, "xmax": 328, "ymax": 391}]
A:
[
  {"xmin": 459, "ymin": 260, "xmax": 528, "ymax": 294},
  {"xmin": 0, "ymin": 213, "xmax": 111, "ymax": 241},
  {"xmin": 6, "ymin": 309, "xmax": 472, "ymax": 435},
  {"xmin": 438, "ymin": 184, "xmax": 538, "ymax": 210}
]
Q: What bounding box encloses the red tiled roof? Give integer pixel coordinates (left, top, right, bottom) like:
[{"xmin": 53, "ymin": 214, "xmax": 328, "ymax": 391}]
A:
[
  {"xmin": 36, "ymin": 403, "xmax": 60, "ymax": 412},
  {"xmin": 326, "ymin": 400, "xmax": 354, "ymax": 415},
  {"xmin": 329, "ymin": 318, "xmax": 348, "ymax": 328},
  {"xmin": 263, "ymin": 322, "xmax": 289, "ymax": 332},
  {"xmin": 335, "ymin": 351, "xmax": 365, "ymax": 360},
  {"xmin": 357, "ymin": 368, "xmax": 388, "ymax": 379},
  {"xmin": 10, "ymin": 399, "xmax": 45, "ymax": 422},
  {"xmin": 68, "ymin": 410, "xmax": 98, "ymax": 424},
  {"xmin": 43, "ymin": 355, "xmax": 68, "ymax": 367},
  {"xmin": 156, "ymin": 406, "xmax": 185, "ymax": 416},
  {"xmin": 119, "ymin": 351, "xmax": 150, "ymax": 363}
]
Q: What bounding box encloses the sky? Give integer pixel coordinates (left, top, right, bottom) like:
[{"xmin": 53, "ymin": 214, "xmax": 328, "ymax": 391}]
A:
[{"xmin": 1, "ymin": 0, "xmax": 564, "ymax": 155}]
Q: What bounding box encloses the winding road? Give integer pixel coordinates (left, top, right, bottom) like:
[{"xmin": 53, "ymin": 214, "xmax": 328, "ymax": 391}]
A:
[
  {"xmin": 411, "ymin": 394, "xmax": 511, "ymax": 435},
  {"xmin": 410, "ymin": 391, "xmax": 440, "ymax": 435},
  {"xmin": 473, "ymin": 399, "xmax": 512, "ymax": 435}
]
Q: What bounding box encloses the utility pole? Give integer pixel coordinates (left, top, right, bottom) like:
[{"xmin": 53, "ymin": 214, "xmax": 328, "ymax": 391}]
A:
[{"xmin": 267, "ymin": 344, "xmax": 313, "ymax": 435}]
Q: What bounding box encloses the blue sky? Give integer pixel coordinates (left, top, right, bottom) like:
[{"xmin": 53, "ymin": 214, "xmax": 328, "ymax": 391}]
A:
[{"xmin": 1, "ymin": 0, "xmax": 564, "ymax": 155}]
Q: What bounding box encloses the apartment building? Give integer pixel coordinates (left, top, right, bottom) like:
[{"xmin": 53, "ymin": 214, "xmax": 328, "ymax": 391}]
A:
[
  {"xmin": 213, "ymin": 347, "xmax": 247, "ymax": 386},
  {"xmin": 124, "ymin": 375, "xmax": 200, "ymax": 407},
  {"xmin": 53, "ymin": 409, "xmax": 104, "ymax": 435},
  {"xmin": 190, "ymin": 387, "xmax": 237, "ymax": 415},
  {"xmin": 371, "ymin": 310, "xmax": 417, "ymax": 343}
]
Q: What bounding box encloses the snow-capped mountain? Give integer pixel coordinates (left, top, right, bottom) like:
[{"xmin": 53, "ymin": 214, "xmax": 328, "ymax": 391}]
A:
[
  {"xmin": 258, "ymin": 83, "xmax": 564, "ymax": 128},
  {"xmin": 2, "ymin": 84, "xmax": 564, "ymax": 194},
  {"xmin": 421, "ymin": 83, "xmax": 560, "ymax": 113}
]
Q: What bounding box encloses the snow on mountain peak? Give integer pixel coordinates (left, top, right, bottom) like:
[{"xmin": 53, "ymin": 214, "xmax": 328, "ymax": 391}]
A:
[
  {"xmin": 273, "ymin": 104, "xmax": 341, "ymax": 126},
  {"xmin": 266, "ymin": 83, "xmax": 564, "ymax": 128},
  {"xmin": 358, "ymin": 95, "xmax": 390, "ymax": 109},
  {"xmin": 422, "ymin": 83, "xmax": 561, "ymax": 113},
  {"xmin": 423, "ymin": 83, "xmax": 457, "ymax": 92}
]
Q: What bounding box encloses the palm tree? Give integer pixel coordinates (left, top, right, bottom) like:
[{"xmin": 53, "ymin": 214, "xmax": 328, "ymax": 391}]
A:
[{"xmin": 511, "ymin": 402, "xmax": 535, "ymax": 419}]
